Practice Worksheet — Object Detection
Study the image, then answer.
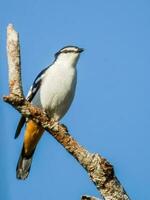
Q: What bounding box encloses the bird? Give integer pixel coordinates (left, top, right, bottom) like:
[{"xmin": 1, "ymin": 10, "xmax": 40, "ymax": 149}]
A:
[{"xmin": 15, "ymin": 46, "xmax": 84, "ymax": 180}]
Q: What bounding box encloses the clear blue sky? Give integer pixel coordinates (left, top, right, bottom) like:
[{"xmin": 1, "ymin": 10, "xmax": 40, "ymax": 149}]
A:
[{"xmin": 1, "ymin": 0, "xmax": 150, "ymax": 199}]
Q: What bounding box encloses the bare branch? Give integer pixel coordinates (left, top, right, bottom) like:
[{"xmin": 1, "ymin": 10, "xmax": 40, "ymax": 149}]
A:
[
  {"xmin": 3, "ymin": 24, "xmax": 131, "ymax": 200},
  {"xmin": 7, "ymin": 24, "xmax": 23, "ymax": 96}
]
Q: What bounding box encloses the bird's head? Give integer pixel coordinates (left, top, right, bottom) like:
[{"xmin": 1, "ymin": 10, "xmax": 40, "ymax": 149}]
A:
[{"xmin": 54, "ymin": 46, "xmax": 84, "ymax": 66}]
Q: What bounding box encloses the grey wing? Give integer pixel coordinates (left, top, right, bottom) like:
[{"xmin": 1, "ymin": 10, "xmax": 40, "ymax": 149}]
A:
[{"xmin": 14, "ymin": 66, "xmax": 48, "ymax": 139}]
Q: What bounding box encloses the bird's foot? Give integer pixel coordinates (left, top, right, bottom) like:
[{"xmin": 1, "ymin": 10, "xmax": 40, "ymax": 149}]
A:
[{"xmin": 50, "ymin": 119, "xmax": 59, "ymax": 131}]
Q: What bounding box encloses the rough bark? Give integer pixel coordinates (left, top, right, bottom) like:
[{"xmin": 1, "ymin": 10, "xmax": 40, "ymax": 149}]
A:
[
  {"xmin": 3, "ymin": 24, "xmax": 131, "ymax": 200},
  {"xmin": 6, "ymin": 24, "xmax": 23, "ymax": 97}
]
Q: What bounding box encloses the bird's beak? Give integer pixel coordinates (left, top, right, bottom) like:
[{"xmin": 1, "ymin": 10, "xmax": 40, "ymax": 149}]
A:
[{"xmin": 78, "ymin": 48, "xmax": 84, "ymax": 53}]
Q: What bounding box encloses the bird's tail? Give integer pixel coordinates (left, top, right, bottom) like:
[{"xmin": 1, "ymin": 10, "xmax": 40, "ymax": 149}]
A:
[
  {"xmin": 16, "ymin": 146, "xmax": 35, "ymax": 180},
  {"xmin": 16, "ymin": 120, "xmax": 44, "ymax": 180}
]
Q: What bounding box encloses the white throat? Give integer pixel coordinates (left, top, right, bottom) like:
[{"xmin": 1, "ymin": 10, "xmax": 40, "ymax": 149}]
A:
[{"xmin": 54, "ymin": 53, "xmax": 80, "ymax": 68}]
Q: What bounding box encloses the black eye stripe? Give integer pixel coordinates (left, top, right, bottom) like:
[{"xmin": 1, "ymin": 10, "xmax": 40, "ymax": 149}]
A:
[
  {"xmin": 61, "ymin": 50, "xmax": 77, "ymax": 53},
  {"xmin": 55, "ymin": 48, "xmax": 80, "ymax": 58}
]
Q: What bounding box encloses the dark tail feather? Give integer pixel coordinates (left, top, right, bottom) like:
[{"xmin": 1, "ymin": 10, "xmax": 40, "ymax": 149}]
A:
[
  {"xmin": 16, "ymin": 147, "xmax": 35, "ymax": 180},
  {"xmin": 15, "ymin": 116, "xmax": 26, "ymax": 139}
]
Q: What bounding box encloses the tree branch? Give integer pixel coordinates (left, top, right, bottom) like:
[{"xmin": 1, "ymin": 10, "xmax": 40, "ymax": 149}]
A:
[
  {"xmin": 3, "ymin": 24, "xmax": 131, "ymax": 200},
  {"xmin": 6, "ymin": 24, "xmax": 23, "ymax": 97}
]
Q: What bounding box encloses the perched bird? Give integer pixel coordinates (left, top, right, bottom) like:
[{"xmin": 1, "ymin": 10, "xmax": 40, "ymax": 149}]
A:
[{"xmin": 15, "ymin": 46, "xmax": 84, "ymax": 180}]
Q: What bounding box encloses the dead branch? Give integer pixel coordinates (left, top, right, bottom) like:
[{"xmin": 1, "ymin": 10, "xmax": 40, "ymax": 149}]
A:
[
  {"xmin": 7, "ymin": 24, "xmax": 23, "ymax": 97},
  {"xmin": 3, "ymin": 24, "xmax": 131, "ymax": 200}
]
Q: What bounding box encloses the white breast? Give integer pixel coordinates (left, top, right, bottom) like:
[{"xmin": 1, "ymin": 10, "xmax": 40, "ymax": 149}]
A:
[{"xmin": 33, "ymin": 63, "xmax": 77, "ymax": 120}]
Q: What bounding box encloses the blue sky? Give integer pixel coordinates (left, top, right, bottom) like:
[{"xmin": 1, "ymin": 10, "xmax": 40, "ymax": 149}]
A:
[{"xmin": 1, "ymin": 0, "xmax": 150, "ymax": 199}]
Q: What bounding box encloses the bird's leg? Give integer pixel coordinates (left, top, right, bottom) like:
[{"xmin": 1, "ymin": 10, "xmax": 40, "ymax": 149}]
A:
[
  {"xmin": 50, "ymin": 118, "xmax": 59, "ymax": 131},
  {"xmin": 43, "ymin": 109, "xmax": 59, "ymax": 131}
]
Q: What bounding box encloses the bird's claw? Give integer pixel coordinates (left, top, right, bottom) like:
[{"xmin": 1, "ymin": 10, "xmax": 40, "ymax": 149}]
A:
[{"xmin": 50, "ymin": 119, "xmax": 59, "ymax": 131}]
